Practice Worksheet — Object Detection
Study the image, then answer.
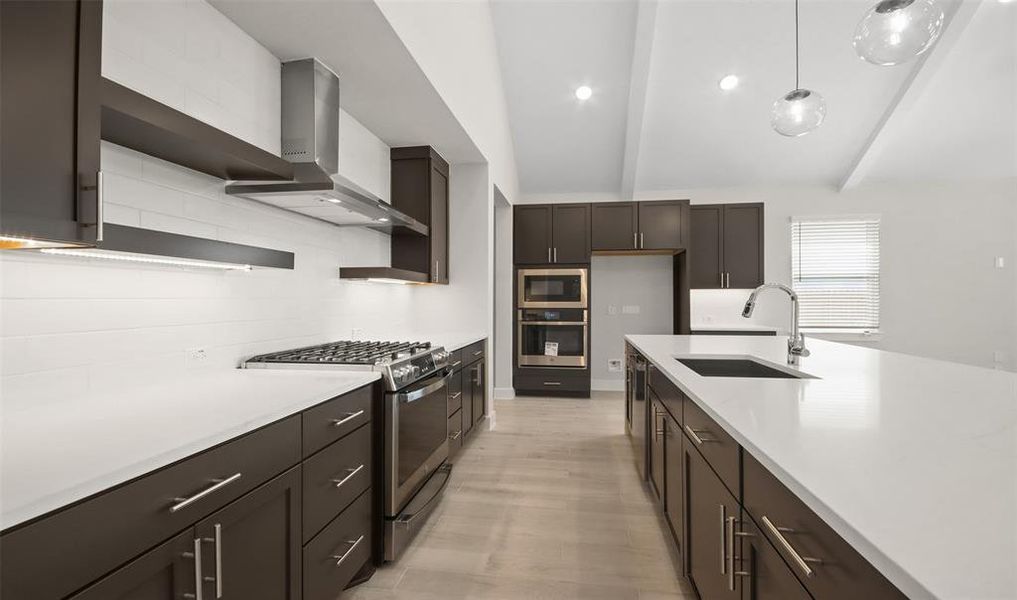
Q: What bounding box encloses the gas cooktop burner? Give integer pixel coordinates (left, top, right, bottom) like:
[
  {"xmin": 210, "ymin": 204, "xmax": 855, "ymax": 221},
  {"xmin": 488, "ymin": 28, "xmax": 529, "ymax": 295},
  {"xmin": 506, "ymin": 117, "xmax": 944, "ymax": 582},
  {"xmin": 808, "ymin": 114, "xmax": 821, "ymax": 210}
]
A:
[
  {"xmin": 249, "ymin": 340, "xmax": 432, "ymax": 365},
  {"xmin": 244, "ymin": 339, "xmax": 449, "ymax": 391}
]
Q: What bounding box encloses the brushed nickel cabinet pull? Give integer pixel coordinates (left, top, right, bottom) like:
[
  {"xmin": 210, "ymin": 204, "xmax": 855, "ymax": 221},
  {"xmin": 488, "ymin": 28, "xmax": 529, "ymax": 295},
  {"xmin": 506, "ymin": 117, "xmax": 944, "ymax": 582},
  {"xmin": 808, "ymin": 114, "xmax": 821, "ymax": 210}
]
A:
[
  {"xmin": 633, "ymin": 232, "xmax": 638, "ymax": 248},
  {"xmin": 684, "ymin": 425, "xmax": 716, "ymax": 445},
  {"xmin": 213, "ymin": 524, "xmax": 223, "ymax": 598},
  {"xmin": 473, "ymin": 350, "xmax": 483, "ymax": 356},
  {"xmin": 186, "ymin": 537, "xmax": 204, "ymax": 600},
  {"xmin": 451, "ymin": 360, "xmax": 462, "ymax": 368},
  {"xmin": 548, "ymin": 247, "xmax": 552, "ymax": 262},
  {"xmin": 543, "ymin": 381, "xmax": 562, "ymax": 386},
  {"xmin": 449, "ymin": 430, "xmax": 462, "ymax": 441},
  {"xmin": 640, "ymin": 232, "xmax": 644, "ymax": 249},
  {"xmin": 96, "ymin": 171, "xmax": 104, "ymax": 242},
  {"xmin": 170, "ymin": 473, "xmax": 242, "ymax": 513},
  {"xmin": 719, "ymin": 504, "xmax": 727, "ymax": 575},
  {"xmin": 331, "ymin": 464, "xmax": 365, "ymax": 488},
  {"xmin": 553, "ymin": 247, "xmax": 558, "ymax": 262},
  {"xmin": 450, "ymin": 391, "xmax": 462, "ymax": 400},
  {"xmin": 727, "ymin": 515, "xmax": 737, "ymax": 590},
  {"xmin": 761, "ymin": 516, "xmax": 823, "ymax": 578},
  {"xmin": 331, "ymin": 535, "xmax": 365, "ymax": 567},
  {"xmin": 331, "ymin": 410, "xmax": 365, "ymax": 427}
]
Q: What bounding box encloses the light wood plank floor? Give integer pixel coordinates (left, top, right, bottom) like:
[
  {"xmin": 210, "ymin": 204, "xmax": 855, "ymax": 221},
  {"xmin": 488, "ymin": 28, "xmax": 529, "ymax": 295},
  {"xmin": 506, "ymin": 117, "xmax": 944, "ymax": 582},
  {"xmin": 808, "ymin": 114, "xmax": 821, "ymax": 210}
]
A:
[{"xmin": 347, "ymin": 393, "xmax": 695, "ymax": 600}]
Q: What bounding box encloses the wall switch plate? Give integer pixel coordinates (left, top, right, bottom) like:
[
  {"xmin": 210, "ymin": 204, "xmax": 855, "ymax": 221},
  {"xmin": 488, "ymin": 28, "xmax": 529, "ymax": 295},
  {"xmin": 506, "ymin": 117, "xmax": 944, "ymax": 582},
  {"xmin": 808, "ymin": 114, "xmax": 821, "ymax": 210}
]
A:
[
  {"xmin": 607, "ymin": 305, "xmax": 618, "ymax": 315},
  {"xmin": 608, "ymin": 358, "xmax": 623, "ymax": 372},
  {"xmin": 622, "ymin": 305, "xmax": 640, "ymax": 315},
  {"xmin": 995, "ymin": 257, "xmax": 1006, "ymax": 269},
  {"xmin": 993, "ymin": 350, "xmax": 1008, "ymax": 364}
]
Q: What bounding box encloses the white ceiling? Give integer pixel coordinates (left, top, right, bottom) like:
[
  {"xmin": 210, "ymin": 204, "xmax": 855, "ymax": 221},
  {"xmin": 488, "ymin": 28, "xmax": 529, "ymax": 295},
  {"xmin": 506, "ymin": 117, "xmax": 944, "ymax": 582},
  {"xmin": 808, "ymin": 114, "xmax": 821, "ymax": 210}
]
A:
[
  {"xmin": 491, "ymin": 0, "xmax": 639, "ymax": 194},
  {"xmin": 491, "ymin": 0, "xmax": 1015, "ymax": 197},
  {"xmin": 209, "ymin": 0, "xmax": 485, "ymax": 165}
]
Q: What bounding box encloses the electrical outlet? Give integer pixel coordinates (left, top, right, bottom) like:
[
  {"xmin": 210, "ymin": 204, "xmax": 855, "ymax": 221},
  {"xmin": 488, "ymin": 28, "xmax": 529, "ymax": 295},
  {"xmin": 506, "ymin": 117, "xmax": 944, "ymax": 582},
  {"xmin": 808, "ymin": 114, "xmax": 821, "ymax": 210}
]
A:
[
  {"xmin": 622, "ymin": 305, "xmax": 640, "ymax": 315},
  {"xmin": 995, "ymin": 257, "xmax": 1006, "ymax": 269},
  {"xmin": 607, "ymin": 358, "xmax": 623, "ymax": 372},
  {"xmin": 351, "ymin": 328, "xmax": 364, "ymax": 339},
  {"xmin": 607, "ymin": 305, "xmax": 618, "ymax": 315},
  {"xmin": 186, "ymin": 348, "xmax": 208, "ymax": 366},
  {"xmin": 993, "ymin": 350, "xmax": 1009, "ymax": 364}
]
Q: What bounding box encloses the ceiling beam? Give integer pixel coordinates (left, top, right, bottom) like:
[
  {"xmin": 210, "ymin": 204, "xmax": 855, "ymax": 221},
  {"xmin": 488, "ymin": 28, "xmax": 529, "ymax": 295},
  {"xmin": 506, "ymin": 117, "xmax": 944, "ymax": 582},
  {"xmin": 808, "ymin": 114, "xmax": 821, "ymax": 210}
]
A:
[
  {"xmin": 619, "ymin": 0, "xmax": 659, "ymax": 201},
  {"xmin": 838, "ymin": 0, "xmax": 982, "ymax": 191}
]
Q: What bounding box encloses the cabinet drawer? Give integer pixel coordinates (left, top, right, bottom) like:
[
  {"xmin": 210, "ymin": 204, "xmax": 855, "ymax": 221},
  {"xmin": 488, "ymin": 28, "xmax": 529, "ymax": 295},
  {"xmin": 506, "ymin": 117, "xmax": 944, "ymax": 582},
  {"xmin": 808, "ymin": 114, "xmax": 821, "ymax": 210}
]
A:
[
  {"xmin": 302, "ymin": 423, "xmax": 372, "ymax": 543},
  {"xmin": 648, "ymin": 364, "xmax": 683, "ymax": 424},
  {"xmin": 463, "ymin": 340, "xmax": 485, "ymax": 364},
  {"xmin": 514, "ymin": 368, "xmax": 589, "ymax": 394},
  {"xmin": 302, "ymin": 383, "xmax": 374, "ymax": 457},
  {"xmin": 0, "ymin": 416, "xmax": 301, "ymax": 600},
  {"xmin": 447, "ymin": 369, "xmax": 463, "ymax": 416},
  {"xmin": 742, "ymin": 452, "xmax": 907, "ymax": 600},
  {"xmin": 448, "ymin": 347, "xmax": 465, "ymax": 372},
  {"xmin": 448, "ymin": 409, "xmax": 463, "ymax": 459},
  {"xmin": 682, "ymin": 396, "xmax": 740, "ymax": 498},
  {"xmin": 303, "ymin": 490, "xmax": 372, "ymax": 600}
]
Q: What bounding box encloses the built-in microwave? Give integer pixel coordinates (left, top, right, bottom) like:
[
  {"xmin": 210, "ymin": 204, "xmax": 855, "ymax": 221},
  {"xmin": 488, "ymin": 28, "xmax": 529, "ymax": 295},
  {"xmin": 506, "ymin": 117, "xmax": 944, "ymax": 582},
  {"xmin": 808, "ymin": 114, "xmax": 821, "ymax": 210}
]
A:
[
  {"xmin": 517, "ymin": 308, "xmax": 588, "ymax": 368},
  {"xmin": 517, "ymin": 268, "xmax": 588, "ymax": 309}
]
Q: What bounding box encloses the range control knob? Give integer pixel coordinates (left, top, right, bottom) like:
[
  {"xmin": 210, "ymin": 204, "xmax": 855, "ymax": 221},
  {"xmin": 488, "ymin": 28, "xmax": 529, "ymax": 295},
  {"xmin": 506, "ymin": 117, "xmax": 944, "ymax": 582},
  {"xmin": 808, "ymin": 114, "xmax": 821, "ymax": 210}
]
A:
[{"xmin": 411, "ymin": 365, "xmax": 421, "ymax": 376}]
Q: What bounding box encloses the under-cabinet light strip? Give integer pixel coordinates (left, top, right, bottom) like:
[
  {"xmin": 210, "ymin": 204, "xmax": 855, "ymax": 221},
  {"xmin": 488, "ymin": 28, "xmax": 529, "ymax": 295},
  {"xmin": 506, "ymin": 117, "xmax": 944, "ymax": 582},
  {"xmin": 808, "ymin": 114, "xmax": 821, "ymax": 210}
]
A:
[{"xmin": 39, "ymin": 248, "xmax": 252, "ymax": 271}]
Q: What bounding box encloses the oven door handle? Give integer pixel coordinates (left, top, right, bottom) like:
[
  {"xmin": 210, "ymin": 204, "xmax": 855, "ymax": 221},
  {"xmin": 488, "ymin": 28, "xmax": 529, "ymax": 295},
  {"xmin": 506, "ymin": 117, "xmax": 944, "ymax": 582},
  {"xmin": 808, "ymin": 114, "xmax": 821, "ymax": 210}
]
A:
[
  {"xmin": 395, "ymin": 369, "xmax": 451, "ymax": 404},
  {"xmin": 519, "ymin": 321, "xmax": 588, "ymax": 326}
]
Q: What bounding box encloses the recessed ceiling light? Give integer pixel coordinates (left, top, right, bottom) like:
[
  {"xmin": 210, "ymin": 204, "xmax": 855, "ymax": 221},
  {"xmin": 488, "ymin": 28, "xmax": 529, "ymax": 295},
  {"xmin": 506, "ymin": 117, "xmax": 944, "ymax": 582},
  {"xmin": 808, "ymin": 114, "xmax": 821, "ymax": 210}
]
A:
[
  {"xmin": 719, "ymin": 74, "xmax": 740, "ymax": 91},
  {"xmin": 575, "ymin": 85, "xmax": 593, "ymax": 101}
]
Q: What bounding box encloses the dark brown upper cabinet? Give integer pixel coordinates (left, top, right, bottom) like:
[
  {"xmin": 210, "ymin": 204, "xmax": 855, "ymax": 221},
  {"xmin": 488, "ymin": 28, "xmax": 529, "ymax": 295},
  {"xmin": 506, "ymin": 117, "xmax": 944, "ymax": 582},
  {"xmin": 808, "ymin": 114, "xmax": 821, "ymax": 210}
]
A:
[
  {"xmin": 1, "ymin": 0, "xmax": 103, "ymax": 249},
  {"xmin": 391, "ymin": 146, "xmax": 450, "ymax": 284},
  {"xmin": 690, "ymin": 203, "xmax": 764, "ymax": 289},
  {"xmin": 591, "ymin": 200, "xmax": 687, "ymax": 252},
  {"xmin": 513, "ymin": 203, "xmax": 590, "ymax": 265}
]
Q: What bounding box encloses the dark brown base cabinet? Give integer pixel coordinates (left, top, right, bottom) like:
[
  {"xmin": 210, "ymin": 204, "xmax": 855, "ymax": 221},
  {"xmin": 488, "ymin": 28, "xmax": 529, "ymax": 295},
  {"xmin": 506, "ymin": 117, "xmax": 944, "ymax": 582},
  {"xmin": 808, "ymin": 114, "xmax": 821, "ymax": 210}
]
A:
[
  {"xmin": 448, "ymin": 340, "xmax": 487, "ymax": 452},
  {"xmin": 1, "ymin": 383, "xmax": 382, "ymax": 600},
  {"xmin": 625, "ymin": 349, "xmax": 907, "ymax": 600}
]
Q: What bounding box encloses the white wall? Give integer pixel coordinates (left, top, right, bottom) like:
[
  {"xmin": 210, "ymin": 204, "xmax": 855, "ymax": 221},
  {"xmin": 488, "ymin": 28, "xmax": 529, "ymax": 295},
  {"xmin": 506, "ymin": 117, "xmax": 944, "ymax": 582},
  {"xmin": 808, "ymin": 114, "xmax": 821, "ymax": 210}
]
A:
[
  {"xmin": 590, "ymin": 256, "xmax": 672, "ymax": 390},
  {"xmin": 0, "ymin": 0, "xmax": 492, "ymax": 400},
  {"xmin": 638, "ymin": 181, "xmax": 1017, "ymax": 371},
  {"xmin": 493, "ymin": 191, "xmax": 513, "ymax": 397},
  {"xmin": 374, "ymin": 0, "xmax": 519, "ymax": 203}
]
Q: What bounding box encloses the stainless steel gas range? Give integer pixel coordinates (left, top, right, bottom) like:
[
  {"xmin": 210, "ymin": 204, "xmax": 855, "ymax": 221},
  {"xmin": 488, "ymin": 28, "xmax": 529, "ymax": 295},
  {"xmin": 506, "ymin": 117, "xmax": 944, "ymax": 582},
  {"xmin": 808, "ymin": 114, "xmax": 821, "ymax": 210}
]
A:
[{"xmin": 245, "ymin": 340, "xmax": 453, "ymax": 561}]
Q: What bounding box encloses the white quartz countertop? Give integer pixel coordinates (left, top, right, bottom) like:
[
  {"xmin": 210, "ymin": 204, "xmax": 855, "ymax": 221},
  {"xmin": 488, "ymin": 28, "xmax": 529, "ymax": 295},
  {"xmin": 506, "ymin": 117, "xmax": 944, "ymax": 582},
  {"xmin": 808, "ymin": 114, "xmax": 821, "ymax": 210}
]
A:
[
  {"xmin": 426, "ymin": 332, "xmax": 486, "ymax": 353},
  {"xmin": 625, "ymin": 334, "xmax": 1017, "ymax": 600},
  {"xmin": 0, "ymin": 369, "xmax": 380, "ymax": 531}
]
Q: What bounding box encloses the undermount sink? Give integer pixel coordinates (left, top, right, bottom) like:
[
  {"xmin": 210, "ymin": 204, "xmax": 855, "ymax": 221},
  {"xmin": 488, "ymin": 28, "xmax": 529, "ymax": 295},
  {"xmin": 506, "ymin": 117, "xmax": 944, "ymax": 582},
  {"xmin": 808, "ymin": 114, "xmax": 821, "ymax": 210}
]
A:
[{"xmin": 675, "ymin": 357, "xmax": 816, "ymax": 379}]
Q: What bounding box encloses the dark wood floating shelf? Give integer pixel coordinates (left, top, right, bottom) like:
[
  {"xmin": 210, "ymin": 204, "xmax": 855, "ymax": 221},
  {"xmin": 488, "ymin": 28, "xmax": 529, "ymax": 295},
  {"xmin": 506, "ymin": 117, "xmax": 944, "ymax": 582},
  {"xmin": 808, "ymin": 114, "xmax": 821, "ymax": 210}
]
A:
[
  {"xmin": 100, "ymin": 78, "xmax": 294, "ymax": 181},
  {"xmin": 338, "ymin": 267, "xmax": 429, "ymax": 283},
  {"xmin": 100, "ymin": 224, "xmax": 294, "ymax": 269}
]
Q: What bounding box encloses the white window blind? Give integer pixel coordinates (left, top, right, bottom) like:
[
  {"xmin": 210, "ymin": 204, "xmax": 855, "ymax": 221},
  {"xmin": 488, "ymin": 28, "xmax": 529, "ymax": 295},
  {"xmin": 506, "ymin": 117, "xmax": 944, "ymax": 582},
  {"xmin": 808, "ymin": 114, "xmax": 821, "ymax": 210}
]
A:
[{"xmin": 790, "ymin": 216, "xmax": 880, "ymax": 330}]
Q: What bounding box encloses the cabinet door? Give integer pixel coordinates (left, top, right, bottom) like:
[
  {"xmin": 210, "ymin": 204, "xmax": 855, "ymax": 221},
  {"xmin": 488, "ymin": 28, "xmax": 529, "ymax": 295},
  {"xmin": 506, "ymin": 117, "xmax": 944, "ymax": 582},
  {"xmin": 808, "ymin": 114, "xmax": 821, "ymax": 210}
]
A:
[
  {"xmin": 514, "ymin": 205, "xmax": 553, "ymax": 264},
  {"xmin": 472, "ymin": 360, "xmax": 486, "ymax": 426},
  {"xmin": 648, "ymin": 396, "xmax": 665, "ymax": 502},
  {"xmin": 68, "ymin": 530, "xmax": 197, "ymax": 600},
  {"xmin": 663, "ymin": 415, "xmax": 684, "ymax": 568},
  {"xmin": 591, "ymin": 202, "xmax": 638, "ymax": 251},
  {"xmin": 551, "ymin": 203, "xmax": 591, "ymax": 263},
  {"xmin": 430, "ymin": 162, "xmax": 450, "ymax": 283},
  {"xmin": 638, "ymin": 201, "xmax": 684, "ymax": 250},
  {"xmin": 194, "ymin": 467, "xmax": 302, "ymax": 600},
  {"xmin": 740, "ymin": 518, "xmax": 812, "ymax": 600},
  {"xmin": 461, "ymin": 366, "xmax": 474, "ymax": 436},
  {"xmin": 690, "ymin": 205, "xmax": 724, "ymax": 289},
  {"xmin": 722, "ymin": 204, "xmax": 764, "ymax": 289},
  {"xmin": 1, "ymin": 0, "xmax": 102, "ymax": 246},
  {"xmin": 686, "ymin": 440, "xmax": 740, "ymax": 600}
]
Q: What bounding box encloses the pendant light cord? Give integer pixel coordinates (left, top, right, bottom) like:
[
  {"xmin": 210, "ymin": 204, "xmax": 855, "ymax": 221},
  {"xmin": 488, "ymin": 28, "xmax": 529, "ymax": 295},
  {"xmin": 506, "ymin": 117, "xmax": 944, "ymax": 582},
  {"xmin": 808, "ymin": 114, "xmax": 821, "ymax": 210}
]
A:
[{"xmin": 795, "ymin": 0, "xmax": 800, "ymax": 90}]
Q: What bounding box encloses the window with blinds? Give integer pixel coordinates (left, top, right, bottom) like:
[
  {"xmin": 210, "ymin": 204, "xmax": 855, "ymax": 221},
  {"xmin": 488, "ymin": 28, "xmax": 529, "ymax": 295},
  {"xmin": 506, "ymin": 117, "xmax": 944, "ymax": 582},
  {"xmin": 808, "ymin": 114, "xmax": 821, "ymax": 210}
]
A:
[{"xmin": 790, "ymin": 216, "xmax": 880, "ymax": 330}]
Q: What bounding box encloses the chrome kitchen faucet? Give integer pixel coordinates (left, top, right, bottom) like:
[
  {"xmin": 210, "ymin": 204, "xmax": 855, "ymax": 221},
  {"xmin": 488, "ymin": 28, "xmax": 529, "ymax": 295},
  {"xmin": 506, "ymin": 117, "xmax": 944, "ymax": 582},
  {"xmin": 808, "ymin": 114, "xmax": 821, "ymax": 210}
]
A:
[{"xmin": 742, "ymin": 284, "xmax": 810, "ymax": 366}]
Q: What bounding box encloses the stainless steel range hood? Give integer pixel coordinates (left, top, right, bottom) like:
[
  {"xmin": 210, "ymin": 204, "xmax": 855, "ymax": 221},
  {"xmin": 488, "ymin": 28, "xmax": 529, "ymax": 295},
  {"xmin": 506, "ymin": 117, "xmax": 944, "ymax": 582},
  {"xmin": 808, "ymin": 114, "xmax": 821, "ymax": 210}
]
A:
[{"xmin": 226, "ymin": 59, "xmax": 427, "ymax": 236}]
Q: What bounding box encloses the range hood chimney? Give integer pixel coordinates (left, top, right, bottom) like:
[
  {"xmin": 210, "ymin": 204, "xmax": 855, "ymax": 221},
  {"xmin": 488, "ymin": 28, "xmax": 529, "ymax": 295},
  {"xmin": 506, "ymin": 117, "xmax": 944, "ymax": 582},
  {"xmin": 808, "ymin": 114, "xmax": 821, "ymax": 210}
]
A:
[{"xmin": 226, "ymin": 59, "xmax": 427, "ymax": 236}]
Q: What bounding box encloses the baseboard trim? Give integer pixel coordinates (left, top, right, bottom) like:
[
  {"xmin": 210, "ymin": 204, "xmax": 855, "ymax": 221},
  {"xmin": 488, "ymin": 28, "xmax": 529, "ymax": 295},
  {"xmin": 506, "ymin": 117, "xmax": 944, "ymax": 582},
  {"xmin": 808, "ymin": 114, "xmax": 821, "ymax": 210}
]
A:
[
  {"xmin": 494, "ymin": 387, "xmax": 515, "ymax": 399},
  {"xmin": 591, "ymin": 379, "xmax": 625, "ymax": 392}
]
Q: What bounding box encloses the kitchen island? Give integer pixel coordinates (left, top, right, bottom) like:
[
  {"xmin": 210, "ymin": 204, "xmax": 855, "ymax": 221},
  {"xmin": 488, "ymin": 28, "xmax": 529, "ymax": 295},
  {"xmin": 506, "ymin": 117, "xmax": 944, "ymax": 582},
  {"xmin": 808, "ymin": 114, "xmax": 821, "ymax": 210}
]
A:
[{"xmin": 625, "ymin": 334, "xmax": 1016, "ymax": 600}]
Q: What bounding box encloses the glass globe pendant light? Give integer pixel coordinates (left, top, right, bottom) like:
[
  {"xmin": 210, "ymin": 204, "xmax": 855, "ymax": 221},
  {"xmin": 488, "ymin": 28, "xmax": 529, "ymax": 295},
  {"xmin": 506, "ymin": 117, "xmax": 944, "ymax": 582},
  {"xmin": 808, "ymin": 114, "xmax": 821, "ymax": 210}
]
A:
[
  {"xmin": 853, "ymin": 0, "xmax": 945, "ymax": 66},
  {"xmin": 771, "ymin": 0, "xmax": 826, "ymax": 137}
]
